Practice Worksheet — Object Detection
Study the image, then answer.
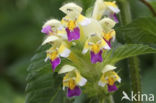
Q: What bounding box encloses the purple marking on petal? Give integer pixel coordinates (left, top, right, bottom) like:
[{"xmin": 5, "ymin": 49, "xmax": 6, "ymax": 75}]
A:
[
  {"xmin": 90, "ymin": 50, "xmax": 103, "ymax": 64},
  {"xmin": 107, "ymin": 84, "xmax": 118, "ymax": 92},
  {"xmin": 67, "ymin": 86, "xmax": 81, "ymax": 98},
  {"xmin": 65, "ymin": 27, "xmax": 80, "ymax": 41},
  {"xmin": 110, "ymin": 13, "xmax": 119, "ymax": 23},
  {"xmin": 104, "ymin": 38, "xmax": 112, "ymax": 48},
  {"xmin": 50, "ymin": 57, "xmax": 61, "ymax": 71},
  {"xmin": 109, "ymin": 13, "xmax": 119, "ymax": 23},
  {"xmin": 113, "ymin": 13, "xmax": 119, "ymax": 23},
  {"xmin": 41, "ymin": 25, "xmax": 52, "ymax": 35}
]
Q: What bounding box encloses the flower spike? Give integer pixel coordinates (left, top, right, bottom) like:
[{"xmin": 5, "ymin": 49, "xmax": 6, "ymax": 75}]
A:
[
  {"xmin": 41, "ymin": 19, "xmax": 67, "ymax": 39},
  {"xmin": 41, "ymin": 1, "xmax": 121, "ymax": 98}
]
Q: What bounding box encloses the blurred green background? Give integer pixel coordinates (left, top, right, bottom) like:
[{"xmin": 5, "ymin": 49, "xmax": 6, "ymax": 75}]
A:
[{"xmin": 0, "ymin": 0, "xmax": 156, "ymax": 103}]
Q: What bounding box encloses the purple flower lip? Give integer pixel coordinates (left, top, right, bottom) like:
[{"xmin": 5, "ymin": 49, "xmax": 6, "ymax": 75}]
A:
[
  {"xmin": 50, "ymin": 57, "xmax": 61, "ymax": 71},
  {"xmin": 107, "ymin": 84, "xmax": 118, "ymax": 92},
  {"xmin": 66, "ymin": 27, "xmax": 80, "ymax": 41},
  {"xmin": 90, "ymin": 50, "xmax": 103, "ymax": 64},
  {"xmin": 41, "ymin": 25, "xmax": 52, "ymax": 35},
  {"xmin": 67, "ymin": 86, "xmax": 81, "ymax": 98}
]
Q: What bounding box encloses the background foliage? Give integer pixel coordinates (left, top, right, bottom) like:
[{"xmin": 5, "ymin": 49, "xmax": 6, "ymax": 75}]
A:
[{"xmin": 0, "ymin": 0, "xmax": 156, "ymax": 103}]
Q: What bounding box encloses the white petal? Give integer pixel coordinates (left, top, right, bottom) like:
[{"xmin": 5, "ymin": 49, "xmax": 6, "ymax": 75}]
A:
[
  {"xmin": 44, "ymin": 57, "xmax": 49, "ymax": 62},
  {"xmin": 60, "ymin": 48, "xmax": 71, "ymax": 57},
  {"xmin": 63, "ymin": 86, "xmax": 65, "ymax": 91},
  {"xmin": 58, "ymin": 65, "xmax": 76, "ymax": 74},
  {"xmin": 42, "ymin": 36, "xmax": 59, "ymax": 45},
  {"xmin": 57, "ymin": 33, "xmax": 67, "ymax": 39},
  {"xmin": 82, "ymin": 48, "xmax": 89, "ymax": 54},
  {"xmin": 57, "ymin": 26, "xmax": 64, "ymax": 30},
  {"xmin": 98, "ymin": 81, "xmax": 106, "ymax": 87},
  {"xmin": 92, "ymin": 0, "xmax": 106, "ymax": 20},
  {"xmin": 99, "ymin": 18, "xmax": 116, "ymax": 29},
  {"xmin": 102, "ymin": 65, "xmax": 117, "ymax": 73},
  {"xmin": 112, "ymin": 35, "xmax": 116, "ymax": 42},
  {"xmin": 118, "ymin": 78, "xmax": 121, "ymax": 83},
  {"xmin": 79, "ymin": 18, "xmax": 91, "ymax": 26},
  {"xmin": 80, "ymin": 19, "xmax": 103, "ymax": 37},
  {"xmin": 78, "ymin": 77, "xmax": 87, "ymax": 86},
  {"xmin": 59, "ymin": 3, "xmax": 82, "ymax": 14},
  {"xmin": 108, "ymin": 6, "xmax": 120, "ymax": 13},
  {"xmin": 103, "ymin": 44, "xmax": 111, "ymax": 50},
  {"xmin": 42, "ymin": 19, "xmax": 61, "ymax": 28}
]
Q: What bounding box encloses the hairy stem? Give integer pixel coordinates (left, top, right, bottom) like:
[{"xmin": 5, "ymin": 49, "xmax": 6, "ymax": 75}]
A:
[
  {"xmin": 99, "ymin": 95, "xmax": 114, "ymax": 103},
  {"xmin": 117, "ymin": 0, "xmax": 132, "ymax": 25},
  {"xmin": 117, "ymin": 0, "xmax": 142, "ymax": 103},
  {"xmin": 129, "ymin": 57, "xmax": 142, "ymax": 98},
  {"xmin": 106, "ymin": 95, "xmax": 115, "ymax": 103}
]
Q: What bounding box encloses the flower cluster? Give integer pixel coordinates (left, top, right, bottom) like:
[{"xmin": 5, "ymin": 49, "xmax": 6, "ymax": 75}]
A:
[{"xmin": 41, "ymin": 0, "xmax": 121, "ymax": 98}]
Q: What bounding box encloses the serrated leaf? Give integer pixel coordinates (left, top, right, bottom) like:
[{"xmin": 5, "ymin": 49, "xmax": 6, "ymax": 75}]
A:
[
  {"xmin": 116, "ymin": 17, "xmax": 156, "ymax": 44},
  {"xmin": 25, "ymin": 46, "xmax": 73, "ymax": 103},
  {"xmin": 104, "ymin": 44, "xmax": 156, "ymax": 64}
]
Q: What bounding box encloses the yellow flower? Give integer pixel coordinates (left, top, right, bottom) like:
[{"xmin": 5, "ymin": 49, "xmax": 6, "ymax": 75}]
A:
[
  {"xmin": 59, "ymin": 3, "xmax": 82, "ymax": 19},
  {"xmin": 82, "ymin": 34, "xmax": 110, "ymax": 54},
  {"xmin": 60, "ymin": 3, "xmax": 91, "ymax": 27},
  {"xmin": 58, "ymin": 65, "xmax": 87, "ymax": 90},
  {"xmin": 102, "ymin": 30, "xmax": 116, "ymax": 41},
  {"xmin": 98, "ymin": 65, "xmax": 121, "ymax": 87},
  {"xmin": 42, "ymin": 19, "xmax": 67, "ymax": 39},
  {"xmin": 99, "ymin": 18, "xmax": 116, "ymax": 33}
]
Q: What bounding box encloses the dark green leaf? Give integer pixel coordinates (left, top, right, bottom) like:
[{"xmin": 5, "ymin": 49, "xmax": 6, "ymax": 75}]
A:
[
  {"xmin": 116, "ymin": 17, "xmax": 156, "ymax": 44},
  {"xmin": 103, "ymin": 44, "xmax": 156, "ymax": 64}
]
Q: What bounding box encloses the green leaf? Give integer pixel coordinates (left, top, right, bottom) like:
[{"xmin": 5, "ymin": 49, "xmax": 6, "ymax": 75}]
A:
[
  {"xmin": 116, "ymin": 17, "xmax": 156, "ymax": 44},
  {"xmin": 25, "ymin": 45, "xmax": 73, "ymax": 103},
  {"xmin": 103, "ymin": 44, "xmax": 156, "ymax": 64}
]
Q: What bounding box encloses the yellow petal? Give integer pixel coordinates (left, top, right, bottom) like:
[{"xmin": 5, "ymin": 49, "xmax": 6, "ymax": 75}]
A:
[
  {"xmin": 103, "ymin": 30, "xmax": 115, "ymax": 41},
  {"xmin": 91, "ymin": 44, "xmax": 101, "ymax": 54},
  {"xmin": 75, "ymin": 70, "xmax": 87, "ymax": 86},
  {"xmin": 99, "ymin": 39, "xmax": 111, "ymax": 50},
  {"xmin": 112, "ymin": 71, "xmax": 121, "ymax": 83},
  {"xmin": 50, "ymin": 51, "xmax": 59, "ymax": 61},
  {"xmin": 98, "ymin": 74, "xmax": 108, "ymax": 87}
]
